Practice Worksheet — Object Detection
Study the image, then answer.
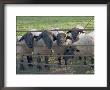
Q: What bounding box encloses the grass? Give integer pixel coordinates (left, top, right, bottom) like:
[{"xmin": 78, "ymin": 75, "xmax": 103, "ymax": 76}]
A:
[{"xmin": 16, "ymin": 16, "xmax": 94, "ymax": 36}]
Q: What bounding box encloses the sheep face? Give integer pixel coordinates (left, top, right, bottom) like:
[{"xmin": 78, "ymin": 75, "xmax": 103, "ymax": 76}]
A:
[{"xmin": 56, "ymin": 33, "xmax": 67, "ymax": 46}]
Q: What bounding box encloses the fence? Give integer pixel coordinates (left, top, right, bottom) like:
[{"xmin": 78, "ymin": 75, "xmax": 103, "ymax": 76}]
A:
[{"xmin": 16, "ymin": 54, "xmax": 94, "ymax": 74}]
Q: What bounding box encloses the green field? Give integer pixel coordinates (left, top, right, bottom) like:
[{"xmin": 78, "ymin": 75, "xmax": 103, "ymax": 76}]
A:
[{"xmin": 16, "ymin": 16, "xmax": 94, "ymax": 36}]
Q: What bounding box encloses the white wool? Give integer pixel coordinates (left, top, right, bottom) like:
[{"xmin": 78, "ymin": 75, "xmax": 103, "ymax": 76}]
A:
[
  {"xmin": 79, "ymin": 33, "xmax": 86, "ymax": 38},
  {"xmin": 51, "ymin": 31, "xmax": 59, "ymax": 35},
  {"xmin": 74, "ymin": 31, "xmax": 94, "ymax": 45},
  {"xmin": 34, "ymin": 38, "xmax": 46, "ymax": 47},
  {"xmin": 68, "ymin": 33, "xmax": 72, "ymax": 37},
  {"xmin": 31, "ymin": 31, "xmax": 42, "ymax": 36},
  {"xmin": 51, "ymin": 31, "xmax": 65, "ymax": 36},
  {"xmin": 88, "ymin": 30, "xmax": 94, "ymax": 37},
  {"xmin": 65, "ymin": 39, "xmax": 72, "ymax": 45},
  {"xmin": 73, "ymin": 31, "xmax": 94, "ymax": 56}
]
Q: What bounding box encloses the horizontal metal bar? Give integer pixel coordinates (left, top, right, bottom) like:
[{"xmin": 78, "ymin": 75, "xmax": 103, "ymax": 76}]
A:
[
  {"xmin": 17, "ymin": 54, "xmax": 94, "ymax": 57},
  {"xmin": 17, "ymin": 62, "xmax": 94, "ymax": 66},
  {"xmin": 16, "ymin": 43, "xmax": 94, "ymax": 46},
  {"xmin": 16, "ymin": 29, "xmax": 94, "ymax": 32}
]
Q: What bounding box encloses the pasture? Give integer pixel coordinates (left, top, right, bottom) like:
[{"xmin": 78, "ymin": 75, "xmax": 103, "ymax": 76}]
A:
[
  {"xmin": 16, "ymin": 16, "xmax": 94, "ymax": 74},
  {"xmin": 16, "ymin": 16, "xmax": 94, "ymax": 35}
]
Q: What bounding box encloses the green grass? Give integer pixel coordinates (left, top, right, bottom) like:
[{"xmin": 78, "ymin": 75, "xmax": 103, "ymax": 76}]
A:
[{"xmin": 16, "ymin": 16, "xmax": 94, "ymax": 36}]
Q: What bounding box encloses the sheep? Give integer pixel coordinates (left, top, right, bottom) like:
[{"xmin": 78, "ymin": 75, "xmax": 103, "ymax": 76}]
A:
[
  {"xmin": 16, "ymin": 35, "xmax": 33, "ymax": 65},
  {"xmin": 17, "ymin": 30, "xmax": 72, "ymax": 70},
  {"xmin": 59, "ymin": 30, "xmax": 94, "ymax": 65},
  {"xmin": 65, "ymin": 25, "xmax": 94, "ymax": 56},
  {"xmin": 17, "ymin": 28, "xmax": 94, "ymax": 67},
  {"xmin": 33, "ymin": 30, "xmax": 72, "ymax": 55},
  {"xmin": 63, "ymin": 46, "xmax": 80, "ymax": 65},
  {"xmin": 73, "ymin": 30, "xmax": 94, "ymax": 56},
  {"xmin": 67, "ymin": 25, "xmax": 85, "ymax": 43}
]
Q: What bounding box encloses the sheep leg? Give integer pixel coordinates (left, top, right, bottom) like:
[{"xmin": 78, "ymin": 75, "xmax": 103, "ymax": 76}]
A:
[{"xmin": 64, "ymin": 59, "xmax": 68, "ymax": 65}]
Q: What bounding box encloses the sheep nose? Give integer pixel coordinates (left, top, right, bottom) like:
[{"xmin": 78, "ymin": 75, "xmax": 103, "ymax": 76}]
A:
[
  {"xmin": 61, "ymin": 40, "xmax": 63, "ymax": 43},
  {"xmin": 76, "ymin": 49, "xmax": 80, "ymax": 52},
  {"xmin": 61, "ymin": 40, "xmax": 64, "ymax": 44}
]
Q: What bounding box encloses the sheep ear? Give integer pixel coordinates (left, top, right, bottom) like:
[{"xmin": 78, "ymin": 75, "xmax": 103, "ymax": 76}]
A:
[
  {"xmin": 53, "ymin": 34, "xmax": 57, "ymax": 41},
  {"xmin": 33, "ymin": 35, "xmax": 38, "ymax": 39}
]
